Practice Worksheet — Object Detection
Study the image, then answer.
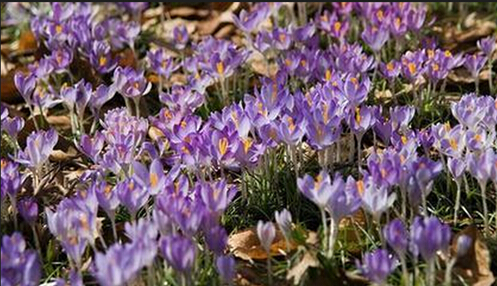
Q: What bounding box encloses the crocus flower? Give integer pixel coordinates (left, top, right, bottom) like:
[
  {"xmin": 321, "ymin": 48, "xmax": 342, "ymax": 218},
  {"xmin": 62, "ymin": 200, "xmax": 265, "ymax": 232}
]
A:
[
  {"xmin": 410, "ymin": 216, "xmax": 451, "ymax": 261},
  {"xmin": 199, "ymin": 179, "xmax": 237, "ymax": 215},
  {"xmin": 94, "ymin": 180, "xmax": 119, "ymax": 218},
  {"xmin": 16, "ymin": 128, "xmax": 58, "ymax": 170},
  {"xmin": 90, "ymin": 84, "xmax": 116, "ymax": 114},
  {"xmin": 124, "ymin": 218, "xmax": 158, "ymax": 267},
  {"xmin": 1, "ymin": 232, "xmax": 41, "ymax": 286},
  {"xmin": 45, "ymin": 197, "xmax": 97, "ymax": 267},
  {"xmin": 467, "ymin": 148, "xmax": 495, "ymax": 185},
  {"xmin": 204, "ymin": 225, "xmax": 228, "ymax": 255},
  {"xmin": 147, "ymin": 49, "xmax": 179, "ymax": 79},
  {"xmin": 274, "ymin": 209, "xmax": 292, "ymax": 240},
  {"xmin": 463, "ymin": 53, "xmax": 487, "ymax": 78},
  {"xmin": 216, "ymin": 255, "xmax": 236, "ymax": 283},
  {"xmin": 297, "ymin": 170, "xmax": 333, "ymax": 209},
  {"xmin": 257, "ymin": 220, "xmax": 275, "ymax": 254},
  {"xmin": 356, "ymin": 249, "xmax": 398, "ymax": 285},
  {"xmin": 477, "ymin": 35, "xmax": 496, "ymax": 57},
  {"xmin": 360, "ymin": 173, "xmax": 396, "ymax": 220},
  {"xmin": 79, "ymin": 132, "xmax": 105, "ymax": 163},
  {"xmin": 1, "ymin": 159, "xmax": 22, "ymax": 200},
  {"xmin": 390, "ymin": 106, "xmax": 415, "ymax": 133},
  {"xmin": 1, "ymin": 116, "xmax": 24, "ymax": 140},
  {"xmin": 89, "ymin": 40, "xmax": 118, "ymax": 74},
  {"xmin": 335, "ymin": 74, "xmax": 371, "ymax": 107},
  {"xmin": 361, "ymin": 25, "xmax": 390, "ymax": 52},
  {"xmin": 132, "ymin": 158, "xmax": 166, "ymax": 196},
  {"xmin": 450, "ymin": 93, "xmax": 486, "ymax": 129},
  {"xmin": 383, "ymin": 218, "xmax": 408, "ymax": 255},
  {"xmin": 18, "ymin": 197, "xmax": 38, "ymax": 225},
  {"xmin": 348, "ymin": 105, "xmax": 376, "ymax": 136},
  {"xmin": 160, "ymin": 235, "xmax": 196, "ymax": 273},
  {"xmin": 113, "ymin": 66, "xmax": 152, "ymax": 98},
  {"xmin": 14, "ymin": 72, "xmax": 36, "ymax": 104},
  {"xmin": 379, "ymin": 60, "xmax": 401, "ymax": 81},
  {"xmin": 50, "ymin": 47, "xmax": 73, "ymax": 72},
  {"xmin": 328, "ymin": 176, "xmax": 362, "ymax": 222},
  {"xmin": 447, "ymin": 157, "xmax": 466, "ymax": 181},
  {"xmin": 233, "ymin": 9, "xmax": 264, "ymax": 33},
  {"xmin": 455, "ymin": 234, "xmax": 472, "ymax": 258},
  {"xmin": 94, "ymin": 242, "xmax": 142, "ymax": 286},
  {"xmin": 173, "ymin": 25, "xmax": 189, "ymax": 50},
  {"xmin": 116, "ymin": 178, "xmax": 149, "ymax": 217}
]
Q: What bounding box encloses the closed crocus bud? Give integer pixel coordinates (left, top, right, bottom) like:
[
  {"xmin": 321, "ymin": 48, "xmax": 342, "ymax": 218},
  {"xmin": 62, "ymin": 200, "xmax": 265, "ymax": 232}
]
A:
[
  {"xmin": 477, "ymin": 35, "xmax": 496, "ymax": 57},
  {"xmin": 18, "ymin": 197, "xmax": 38, "ymax": 225},
  {"xmin": 205, "ymin": 225, "xmax": 228, "ymax": 256},
  {"xmin": 463, "ymin": 53, "xmax": 487, "ymax": 78},
  {"xmin": 383, "ymin": 218, "xmax": 408, "ymax": 255},
  {"xmin": 410, "ymin": 216, "xmax": 452, "ymax": 261},
  {"xmin": 356, "ymin": 249, "xmax": 398, "ymax": 285},
  {"xmin": 2, "ymin": 116, "xmax": 25, "ymax": 139},
  {"xmin": 216, "ymin": 254, "xmax": 236, "ymax": 283},
  {"xmin": 274, "ymin": 209, "xmax": 292, "ymax": 239},
  {"xmin": 257, "ymin": 220, "xmax": 275, "ymax": 253},
  {"xmin": 160, "ymin": 235, "xmax": 196, "ymax": 274}
]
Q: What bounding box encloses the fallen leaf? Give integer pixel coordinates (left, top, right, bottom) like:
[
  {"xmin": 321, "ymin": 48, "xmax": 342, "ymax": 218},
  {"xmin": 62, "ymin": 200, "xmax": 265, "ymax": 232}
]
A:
[
  {"xmin": 46, "ymin": 114, "xmax": 72, "ymax": 131},
  {"xmin": 18, "ymin": 30, "xmax": 37, "ymax": 52},
  {"xmin": 286, "ymin": 251, "xmax": 320, "ymax": 285},
  {"xmin": 228, "ymin": 226, "xmax": 297, "ymax": 261},
  {"xmin": 49, "ymin": 147, "xmax": 78, "ymax": 162},
  {"xmin": 451, "ymin": 225, "xmax": 495, "ymax": 286}
]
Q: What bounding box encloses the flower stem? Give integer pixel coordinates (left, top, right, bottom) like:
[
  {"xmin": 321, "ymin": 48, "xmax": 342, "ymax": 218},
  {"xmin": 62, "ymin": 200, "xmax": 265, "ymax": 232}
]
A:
[
  {"xmin": 31, "ymin": 224, "xmax": 42, "ymax": 261},
  {"xmin": 320, "ymin": 208, "xmax": 329, "ymax": 256},
  {"xmin": 426, "ymin": 259, "xmax": 435, "ymax": 286},
  {"xmin": 327, "ymin": 217, "xmax": 337, "ymax": 258},
  {"xmin": 479, "ymin": 181, "xmax": 489, "ymax": 237},
  {"xmin": 267, "ymin": 255, "xmax": 273, "ymax": 286},
  {"xmin": 453, "ymin": 180, "xmax": 461, "ymax": 225},
  {"xmin": 488, "ymin": 62, "xmax": 493, "ymax": 94}
]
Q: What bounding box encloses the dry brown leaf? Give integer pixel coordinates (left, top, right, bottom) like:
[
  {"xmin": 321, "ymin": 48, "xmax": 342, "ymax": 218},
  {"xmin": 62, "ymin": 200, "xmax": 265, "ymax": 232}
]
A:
[
  {"xmin": 49, "ymin": 147, "xmax": 78, "ymax": 162},
  {"xmin": 18, "ymin": 30, "xmax": 37, "ymax": 52},
  {"xmin": 117, "ymin": 48, "xmax": 137, "ymax": 69},
  {"xmin": 228, "ymin": 226, "xmax": 297, "ymax": 261},
  {"xmin": 46, "ymin": 114, "xmax": 72, "ymax": 131},
  {"xmin": 440, "ymin": 20, "xmax": 496, "ymax": 50},
  {"xmin": 451, "ymin": 225, "xmax": 495, "ymax": 286},
  {"xmin": 169, "ymin": 7, "xmax": 211, "ymax": 18},
  {"xmin": 286, "ymin": 251, "xmax": 319, "ymax": 285}
]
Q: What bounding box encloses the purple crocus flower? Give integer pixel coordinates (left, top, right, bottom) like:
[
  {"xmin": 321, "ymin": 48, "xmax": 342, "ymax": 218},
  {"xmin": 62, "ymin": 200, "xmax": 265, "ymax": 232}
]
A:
[
  {"xmin": 94, "ymin": 181, "xmax": 119, "ymax": 219},
  {"xmin": 1, "ymin": 116, "xmax": 24, "ymax": 140},
  {"xmin": 16, "ymin": 128, "xmax": 58, "ymax": 170},
  {"xmin": 116, "ymin": 178, "xmax": 149, "ymax": 217},
  {"xmin": 348, "ymin": 105, "xmax": 376, "ymax": 136},
  {"xmin": 216, "ymin": 255, "xmax": 236, "ymax": 283},
  {"xmin": 477, "ymin": 35, "xmax": 496, "ymax": 56},
  {"xmin": 79, "ymin": 132, "xmax": 105, "ymax": 163},
  {"xmin": 18, "ymin": 197, "xmax": 38, "ymax": 225},
  {"xmin": 113, "ymin": 66, "xmax": 152, "ymax": 98},
  {"xmin": 1, "ymin": 159, "xmax": 22, "ymax": 200},
  {"xmin": 94, "ymin": 242, "xmax": 142, "ymax": 286},
  {"xmin": 335, "ymin": 74, "xmax": 371, "ymax": 107},
  {"xmin": 383, "ymin": 218, "xmax": 408, "ymax": 255},
  {"xmin": 467, "ymin": 148, "xmax": 495, "ymax": 185},
  {"xmin": 14, "ymin": 72, "xmax": 36, "ymax": 105},
  {"xmin": 379, "ymin": 60, "xmax": 401, "ymax": 81},
  {"xmin": 390, "ymin": 106, "xmax": 415, "ymax": 133},
  {"xmin": 1, "ymin": 232, "xmax": 41, "ymax": 286},
  {"xmin": 89, "ymin": 41, "xmax": 118, "ymax": 74},
  {"xmin": 297, "ymin": 170, "xmax": 333, "ymax": 209},
  {"xmin": 173, "ymin": 25, "xmax": 189, "ymax": 50},
  {"xmin": 410, "ymin": 216, "xmax": 451, "ymax": 261},
  {"xmin": 356, "ymin": 249, "xmax": 398, "ymax": 285},
  {"xmin": 328, "ymin": 176, "xmax": 362, "ymax": 222},
  {"xmin": 147, "ymin": 49, "xmax": 179, "ymax": 79},
  {"xmin": 90, "ymin": 84, "xmax": 116, "ymax": 114},
  {"xmin": 455, "ymin": 235, "xmax": 472, "ymax": 258},
  {"xmin": 447, "ymin": 157, "xmax": 466, "ymax": 181},
  {"xmin": 50, "ymin": 47, "xmax": 73, "ymax": 73},
  {"xmin": 54, "ymin": 269, "xmax": 83, "ymax": 286},
  {"xmin": 257, "ymin": 220, "xmax": 275, "ymax": 253},
  {"xmin": 463, "ymin": 53, "xmax": 487, "ymax": 78},
  {"xmin": 233, "ymin": 9, "xmax": 264, "ymax": 33},
  {"xmin": 124, "ymin": 218, "xmax": 158, "ymax": 267},
  {"xmin": 160, "ymin": 235, "xmax": 196, "ymax": 273},
  {"xmin": 274, "ymin": 208, "xmax": 292, "ymax": 240},
  {"xmin": 132, "ymin": 158, "xmax": 166, "ymax": 196},
  {"xmin": 45, "ymin": 197, "xmax": 97, "ymax": 267},
  {"xmin": 199, "ymin": 179, "xmax": 237, "ymax": 215},
  {"xmin": 361, "ymin": 24, "xmax": 390, "ymax": 52},
  {"xmin": 204, "ymin": 225, "xmax": 228, "ymax": 255},
  {"xmin": 360, "ymin": 173, "xmax": 396, "ymax": 220}
]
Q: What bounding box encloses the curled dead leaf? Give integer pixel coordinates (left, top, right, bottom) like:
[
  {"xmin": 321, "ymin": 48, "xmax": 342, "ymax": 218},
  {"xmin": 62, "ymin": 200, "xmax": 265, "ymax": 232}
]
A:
[
  {"xmin": 228, "ymin": 226, "xmax": 297, "ymax": 261},
  {"xmin": 286, "ymin": 251, "xmax": 320, "ymax": 285},
  {"xmin": 18, "ymin": 30, "xmax": 37, "ymax": 52},
  {"xmin": 451, "ymin": 225, "xmax": 495, "ymax": 286}
]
